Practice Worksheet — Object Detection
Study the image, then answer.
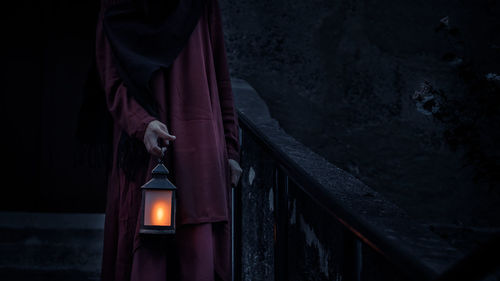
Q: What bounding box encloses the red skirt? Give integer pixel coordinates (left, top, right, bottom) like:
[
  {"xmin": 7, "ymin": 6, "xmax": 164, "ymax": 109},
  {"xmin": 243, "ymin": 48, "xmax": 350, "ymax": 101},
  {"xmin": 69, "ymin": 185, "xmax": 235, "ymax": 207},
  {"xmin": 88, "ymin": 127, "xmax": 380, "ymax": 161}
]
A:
[{"xmin": 130, "ymin": 222, "xmax": 231, "ymax": 281}]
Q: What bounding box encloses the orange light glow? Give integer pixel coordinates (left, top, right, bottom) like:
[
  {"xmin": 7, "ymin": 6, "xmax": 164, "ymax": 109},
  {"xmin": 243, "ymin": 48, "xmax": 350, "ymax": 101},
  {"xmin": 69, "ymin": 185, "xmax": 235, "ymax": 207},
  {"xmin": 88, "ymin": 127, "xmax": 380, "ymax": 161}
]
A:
[
  {"xmin": 144, "ymin": 190, "xmax": 172, "ymax": 226},
  {"xmin": 156, "ymin": 207, "xmax": 164, "ymax": 221},
  {"xmin": 151, "ymin": 201, "xmax": 171, "ymax": 226}
]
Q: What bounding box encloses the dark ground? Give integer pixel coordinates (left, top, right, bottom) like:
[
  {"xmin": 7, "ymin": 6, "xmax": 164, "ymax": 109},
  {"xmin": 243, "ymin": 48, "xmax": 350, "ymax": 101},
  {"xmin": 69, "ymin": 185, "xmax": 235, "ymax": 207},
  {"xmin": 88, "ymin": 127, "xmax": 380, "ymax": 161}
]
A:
[{"xmin": 219, "ymin": 0, "xmax": 500, "ymax": 249}]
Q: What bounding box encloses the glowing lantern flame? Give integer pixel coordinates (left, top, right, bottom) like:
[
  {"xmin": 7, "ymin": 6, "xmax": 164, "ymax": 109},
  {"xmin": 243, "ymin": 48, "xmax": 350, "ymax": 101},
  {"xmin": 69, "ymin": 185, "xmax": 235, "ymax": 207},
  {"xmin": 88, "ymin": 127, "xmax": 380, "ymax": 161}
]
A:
[{"xmin": 156, "ymin": 207, "xmax": 164, "ymax": 221}]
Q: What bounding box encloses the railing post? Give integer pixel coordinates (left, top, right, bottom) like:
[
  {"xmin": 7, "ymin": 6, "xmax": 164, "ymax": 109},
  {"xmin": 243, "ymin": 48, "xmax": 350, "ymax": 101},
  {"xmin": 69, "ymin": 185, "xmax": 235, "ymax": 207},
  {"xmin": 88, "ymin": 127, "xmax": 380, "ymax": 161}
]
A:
[
  {"xmin": 274, "ymin": 165, "xmax": 288, "ymax": 281},
  {"xmin": 343, "ymin": 231, "xmax": 362, "ymax": 281},
  {"xmin": 232, "ymin": 127, "xmax": 243, "ymax": 281},
  {"xmin": 233, "ymin": 185, "xmax": 243, "ymax": 281}
]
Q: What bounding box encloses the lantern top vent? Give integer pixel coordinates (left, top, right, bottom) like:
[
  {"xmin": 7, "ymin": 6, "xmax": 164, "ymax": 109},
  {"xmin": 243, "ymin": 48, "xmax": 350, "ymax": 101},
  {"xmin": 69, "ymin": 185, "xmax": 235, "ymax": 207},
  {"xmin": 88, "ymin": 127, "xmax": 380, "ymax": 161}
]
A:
[
  {"xmin": 141, "ymin": 163, "xmax": 176, "ymax": 190},
  {"xmin": 152, "ymin": 163, "xmax": 169, "ymax": 176}
]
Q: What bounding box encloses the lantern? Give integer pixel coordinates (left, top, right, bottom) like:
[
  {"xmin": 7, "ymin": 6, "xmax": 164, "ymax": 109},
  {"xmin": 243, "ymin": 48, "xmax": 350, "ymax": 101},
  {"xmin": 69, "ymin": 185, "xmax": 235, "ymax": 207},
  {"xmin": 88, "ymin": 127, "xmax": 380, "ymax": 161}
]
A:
[{"xmin": 139, "ymin": 157, "xmax": 177, "ymax": 235}]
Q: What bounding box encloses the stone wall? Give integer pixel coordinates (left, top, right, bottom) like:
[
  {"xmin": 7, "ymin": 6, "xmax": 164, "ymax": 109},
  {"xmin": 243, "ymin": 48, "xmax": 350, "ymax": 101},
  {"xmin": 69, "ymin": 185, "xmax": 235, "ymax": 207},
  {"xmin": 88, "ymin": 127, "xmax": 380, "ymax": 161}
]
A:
[
  {"xmin": 220, "ymin": 0, "xmax": 500, "ymax": 237},
  {"xmin": 232, "ymin": 79, "xmax": 463, "ymax": 281}
]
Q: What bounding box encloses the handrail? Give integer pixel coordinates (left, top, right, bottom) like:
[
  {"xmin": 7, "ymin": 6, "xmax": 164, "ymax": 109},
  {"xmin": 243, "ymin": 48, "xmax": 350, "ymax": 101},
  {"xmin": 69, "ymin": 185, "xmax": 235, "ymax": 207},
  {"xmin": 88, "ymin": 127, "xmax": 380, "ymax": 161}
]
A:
[
  {"xmin": 231, "ymin": 78, "xmax": 466, "ymax": 281},
  {"xmin": 237, "ymin": 112, "xmax": 436, "ymax": 280}
]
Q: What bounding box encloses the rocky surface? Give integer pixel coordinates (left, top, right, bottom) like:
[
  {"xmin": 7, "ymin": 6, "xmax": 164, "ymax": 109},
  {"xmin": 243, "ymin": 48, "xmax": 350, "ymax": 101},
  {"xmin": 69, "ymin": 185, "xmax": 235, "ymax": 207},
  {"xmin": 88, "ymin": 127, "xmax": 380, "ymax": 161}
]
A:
[
  {"xmin": 233, "ymin": 79, "xmax": 464, "ymax": 280},
  {"xmin": 220, "ymin": 0, "xmax": 500, "ymax": 237}
]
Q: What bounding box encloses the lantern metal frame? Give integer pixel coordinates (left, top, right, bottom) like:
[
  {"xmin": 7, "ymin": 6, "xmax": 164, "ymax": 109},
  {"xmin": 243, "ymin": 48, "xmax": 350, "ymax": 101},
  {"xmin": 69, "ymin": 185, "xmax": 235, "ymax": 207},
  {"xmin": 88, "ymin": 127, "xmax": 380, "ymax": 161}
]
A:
[{"xmin": 139, "ymin": 156, "xmax": 177, "ymax": 235}]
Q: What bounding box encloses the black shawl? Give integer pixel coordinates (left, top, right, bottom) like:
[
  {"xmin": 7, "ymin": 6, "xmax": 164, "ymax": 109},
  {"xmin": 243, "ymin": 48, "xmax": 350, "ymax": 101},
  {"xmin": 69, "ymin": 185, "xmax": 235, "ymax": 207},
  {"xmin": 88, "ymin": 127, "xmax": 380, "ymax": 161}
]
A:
[{"xmin": 102, "ymin": 0, "xmax": 205, "ymax": 116}]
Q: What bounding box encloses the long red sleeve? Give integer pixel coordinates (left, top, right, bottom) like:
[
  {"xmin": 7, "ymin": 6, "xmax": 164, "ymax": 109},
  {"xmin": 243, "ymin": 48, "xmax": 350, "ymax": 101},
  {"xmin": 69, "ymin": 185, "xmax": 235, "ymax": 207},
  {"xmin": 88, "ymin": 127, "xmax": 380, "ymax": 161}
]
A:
[
  {"xmin": 208, "ymin": 0, "xmax": 241, "ymax": 163},
  {"xmin": 95, "ymin": 12, "xmax": 156, "ymax": 141}
]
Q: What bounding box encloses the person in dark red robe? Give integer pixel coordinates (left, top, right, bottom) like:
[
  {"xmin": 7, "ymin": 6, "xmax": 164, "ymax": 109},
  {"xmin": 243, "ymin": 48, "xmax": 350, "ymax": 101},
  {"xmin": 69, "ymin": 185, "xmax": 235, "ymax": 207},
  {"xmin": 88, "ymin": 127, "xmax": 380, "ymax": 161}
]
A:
[{"xmin": 94, "ymin": 0, "xmax": 242, "ymax": 280}]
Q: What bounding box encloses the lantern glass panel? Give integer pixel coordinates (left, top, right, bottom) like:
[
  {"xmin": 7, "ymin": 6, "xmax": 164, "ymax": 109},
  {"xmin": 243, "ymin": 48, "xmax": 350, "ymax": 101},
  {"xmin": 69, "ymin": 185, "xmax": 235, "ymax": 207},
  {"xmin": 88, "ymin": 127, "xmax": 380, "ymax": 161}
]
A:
[{"xmin": 144, "ymin": 190, "xmax": 172, "ymax": 226}]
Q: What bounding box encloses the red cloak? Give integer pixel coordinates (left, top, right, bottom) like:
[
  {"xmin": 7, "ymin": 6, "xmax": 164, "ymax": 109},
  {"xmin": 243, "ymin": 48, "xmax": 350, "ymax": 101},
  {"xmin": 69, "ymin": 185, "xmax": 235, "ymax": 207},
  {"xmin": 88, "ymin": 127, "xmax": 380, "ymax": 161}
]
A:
[{"xmin": 95, "ymin": 0, "xmax": 240, "ymax": 279}]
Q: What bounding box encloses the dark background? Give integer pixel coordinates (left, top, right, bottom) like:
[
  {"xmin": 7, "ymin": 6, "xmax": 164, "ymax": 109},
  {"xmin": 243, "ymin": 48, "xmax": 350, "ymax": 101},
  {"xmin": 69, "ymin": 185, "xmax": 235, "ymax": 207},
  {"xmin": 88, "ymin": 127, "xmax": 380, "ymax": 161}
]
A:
[
  {"xmin": 1, "ymin": 0, "xmax": 499, "ymax": 237},
  {"xmin": 2, "ymin": 0, "xmax": 105, "ymax": 213},
  {"xmin": 219, "ymin": 0, "xmax": 500, "ymax": 229}
]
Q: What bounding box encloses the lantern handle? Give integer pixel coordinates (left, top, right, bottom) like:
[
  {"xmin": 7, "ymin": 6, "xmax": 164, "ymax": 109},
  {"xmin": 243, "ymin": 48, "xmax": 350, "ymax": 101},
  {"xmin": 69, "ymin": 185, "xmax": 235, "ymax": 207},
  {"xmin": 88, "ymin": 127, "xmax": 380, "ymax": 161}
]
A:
[{"xmin": 159, "ymin": 147, "xmax": 167, "ymax": 164}]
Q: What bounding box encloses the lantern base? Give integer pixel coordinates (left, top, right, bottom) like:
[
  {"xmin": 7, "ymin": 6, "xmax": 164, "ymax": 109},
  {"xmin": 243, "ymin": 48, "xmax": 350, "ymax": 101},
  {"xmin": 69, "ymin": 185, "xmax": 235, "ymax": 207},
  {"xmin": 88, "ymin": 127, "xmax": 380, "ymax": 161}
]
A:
[{"xmin": 139, "ymin": 228, "xmax": 176, "ymax": 235}]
